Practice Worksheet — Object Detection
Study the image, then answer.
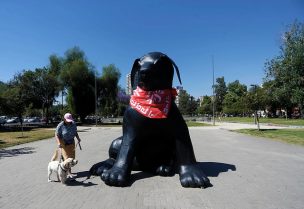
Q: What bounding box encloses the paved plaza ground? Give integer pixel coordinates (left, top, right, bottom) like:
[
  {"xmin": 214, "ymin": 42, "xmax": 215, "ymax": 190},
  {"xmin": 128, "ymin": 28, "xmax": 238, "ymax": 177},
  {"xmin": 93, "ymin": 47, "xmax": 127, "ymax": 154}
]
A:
[{"xmin": 0, "ymin": 123, "xmax": 303, "ymax": 209}]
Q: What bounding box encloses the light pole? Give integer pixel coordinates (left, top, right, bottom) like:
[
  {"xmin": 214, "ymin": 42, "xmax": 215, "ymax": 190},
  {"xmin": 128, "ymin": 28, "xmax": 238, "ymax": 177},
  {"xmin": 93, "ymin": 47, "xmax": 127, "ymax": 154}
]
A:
[
  {"xmin": 95, "ymin": 70, "xmax": 97, "ymax": 127},
  {"xmin": 212, "ymin": 56, "xmax": 215, "ymax": 126}
]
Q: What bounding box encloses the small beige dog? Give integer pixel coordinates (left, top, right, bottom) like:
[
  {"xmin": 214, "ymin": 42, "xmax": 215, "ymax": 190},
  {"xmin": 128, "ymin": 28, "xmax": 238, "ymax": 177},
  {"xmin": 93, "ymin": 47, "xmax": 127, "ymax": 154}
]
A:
[{"xmin": 48, "ymin": 157, "xmax": 78, "ymax": 183}]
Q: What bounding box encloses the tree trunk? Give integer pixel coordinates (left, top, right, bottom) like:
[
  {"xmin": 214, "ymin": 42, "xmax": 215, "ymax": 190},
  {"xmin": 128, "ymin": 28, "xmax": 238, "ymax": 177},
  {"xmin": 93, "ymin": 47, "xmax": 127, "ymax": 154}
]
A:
[
  {"xmin": 256, "ymin": 111, "xmax": 260, "ymax": 131},
  {"xmin": 285, "ymin": 107, "xmax": 288, "ymax": 120}
]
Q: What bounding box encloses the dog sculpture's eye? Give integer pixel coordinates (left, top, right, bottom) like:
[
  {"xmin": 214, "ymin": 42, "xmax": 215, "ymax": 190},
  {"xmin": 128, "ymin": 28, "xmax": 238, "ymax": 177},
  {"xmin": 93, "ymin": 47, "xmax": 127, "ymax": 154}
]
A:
[
  {"xmin": 140, "ymin": 73, "xmax": 146, "ymax": 79},
  {"xmin": 140, "ymin": 71, "xmax": 149, "ymax": 80}
]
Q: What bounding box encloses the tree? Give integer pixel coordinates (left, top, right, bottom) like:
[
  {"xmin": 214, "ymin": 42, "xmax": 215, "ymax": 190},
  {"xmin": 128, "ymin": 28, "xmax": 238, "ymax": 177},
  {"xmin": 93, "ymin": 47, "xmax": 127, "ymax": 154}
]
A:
[
  {"xmin": 61, "ymin": 47, "xmax": 96, "ymax": 121},
  {"xmin": 34, "ymin": 68, "xmax": 60, "ymax": 122},
  {"xmin": 0, "ymin": 81, "xmax": 7, "ymax": 94},
  {"xmin": 177, "ymin": 90, "xmax": 197, "ymax": 115},
  {"xmin": 99, "ymin": 64, "xmax": 121, "ymax": 117},
  {"xmin": 48, "ymin": 54, "xmax": 65, "ymax": 114},
  {"xmin": 197, "ymin": 95, "xmax": 212, "ymax": 115},
  {"xmin": 49, "ymin": 54, "xmax": 63, "ymax": 75},
  {"xmin": 264, "ymin": 21, "xmax": 304, "ymax": 118},
  {"xmin": 1, "ymin": 84, "xmax": 26, "ymax": 136},
  {"xmin": 1, "ymin": 79, "xmax": 26, "ymax": 122},
  {"xmin": 13, "ymin": 68, "xmax": 60, "ymax": 123},
  {"xmin": 188, "ymin": 96, "xmax": 198, "ymax": 116},
  {"xmin": 223, "ymin": 80, "xmax": 248, "ymax": 116},
  {"xmin": 214, "ymin": 76, "xmax": 227, "ymax": 114},
  {"xmin": 246, "ymin": 85, "xmax": 267, "ymax": 112},
  {"xmin": 116, "ymin": 87, "xmax": 130, "ymax": 116},
  {"xmin": 262, "ymin": 80, "xmax": 292, "ymax": 118},
  {"xmin": 246, "ymin": 84, "xmax": 267, "ymax": 130},
  {"xmin": 1, "ymin": 57, "xmax": 61, "ymax": 121},
  {"xmin": 0, "ymin": 81, "xmax": 8, "ymax": 115},
  {"xmin": 177, "ymin": 90, "xmax": 189, "ymax": 115}
]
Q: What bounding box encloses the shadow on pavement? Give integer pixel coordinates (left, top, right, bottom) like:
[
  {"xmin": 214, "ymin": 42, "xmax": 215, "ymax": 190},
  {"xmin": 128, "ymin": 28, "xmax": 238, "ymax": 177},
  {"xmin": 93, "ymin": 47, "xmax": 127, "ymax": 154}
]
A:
[
  {"xmin": 0, "ymin": 147, "xmax": 35, "ymax": 159},
  {"xmin": 66, "ymin": 179, "xmax": 98, "ymax": 187},
  {"xmin": 83, "ymin": 161, "xmax": 236, "ymax": 187},
  {"xmin": 75, "ymin": 170, "xmax": 91, "ymax": 178},
  {"xmin": 129, "ymin": 171, "xmax": 156, "ymax": 186},
  {"xmin": 197, "ymin": 162, "xmax": 236, "ymax": 177},
  {"xmin": 66, "ymin": 171, "xmax": 98, "ymax": 187},
  {"xmin": 128, "ymin": 162, "xmax": 236, "ymax": 186}
]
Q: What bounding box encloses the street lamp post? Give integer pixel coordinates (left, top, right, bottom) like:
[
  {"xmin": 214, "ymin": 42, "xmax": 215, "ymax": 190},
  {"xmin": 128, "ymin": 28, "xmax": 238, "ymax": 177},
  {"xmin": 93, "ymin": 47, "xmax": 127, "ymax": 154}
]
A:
[
  {"xmin": 212, "ymin": 56, "xmax": 215, "ymax": 126},
  {"xmin": 95, "ymin": 71, "xmax": 97, "ymax": 127}
]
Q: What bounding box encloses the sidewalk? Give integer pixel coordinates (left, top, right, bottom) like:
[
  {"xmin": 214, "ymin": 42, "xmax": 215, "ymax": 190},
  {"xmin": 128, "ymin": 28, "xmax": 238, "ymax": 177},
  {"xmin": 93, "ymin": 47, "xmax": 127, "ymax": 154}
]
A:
[
  {"xmin": 202, "ymin": 121, "xmax": 304, "ymax": 130},
  {"xmin": 1, "ymin": 126, "xmax": 304, "ymax": 209}
]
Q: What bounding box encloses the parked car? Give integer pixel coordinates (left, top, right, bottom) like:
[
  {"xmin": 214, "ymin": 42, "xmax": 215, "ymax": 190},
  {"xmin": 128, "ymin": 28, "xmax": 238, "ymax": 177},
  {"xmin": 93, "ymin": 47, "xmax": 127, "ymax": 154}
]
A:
[
  {"xmin": 27, "ymin": 117, "xmax": 41, "ymax": 123},
  {"xmin": 0, "ymin": 116, "xmax": 8, "ymax": 124},
  {"xmin": 6, "ymin": 117, "xmax": 20, "ymax": 123},
  {"xmin": 23, "ymin": 117, "xmax": 30, "ymax": 123}
]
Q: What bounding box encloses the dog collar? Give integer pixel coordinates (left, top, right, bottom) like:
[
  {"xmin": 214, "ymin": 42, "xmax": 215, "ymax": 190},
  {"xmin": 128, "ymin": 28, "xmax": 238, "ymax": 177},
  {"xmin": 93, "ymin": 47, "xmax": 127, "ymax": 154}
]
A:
[
  {"xmin": 130, "ymin": 87, "xmax": 177, "ymax": 119},
  {"xmin": 59, "ymin": 164, "xmax": 68, "ymax": 172}
]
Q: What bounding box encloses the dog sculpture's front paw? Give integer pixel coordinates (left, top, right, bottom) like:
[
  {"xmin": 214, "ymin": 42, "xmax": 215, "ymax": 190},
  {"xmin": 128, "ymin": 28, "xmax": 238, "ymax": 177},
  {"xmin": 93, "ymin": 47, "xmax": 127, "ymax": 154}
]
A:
[
  {"xmin": 179, "ymin": 164, "xmax": 212, "ymax": 188},
  {"xmin": 89, "ymin": 159, "xmax": 115, "ymax": 177},
  {"xmin": 101, "ymin": 166, "xmax": 129, "ymax": 187}
]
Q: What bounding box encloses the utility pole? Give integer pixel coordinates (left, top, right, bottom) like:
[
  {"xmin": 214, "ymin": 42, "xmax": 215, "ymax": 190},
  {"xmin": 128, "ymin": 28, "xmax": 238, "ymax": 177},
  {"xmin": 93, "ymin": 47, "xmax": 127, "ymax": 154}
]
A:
[
  {"xmin": 95, "ymin": 71, "xmax": 97, "ymax": 127},
  {"xmin": 212, "ymin": 56, "xmax": 215, "ymax": 126}
]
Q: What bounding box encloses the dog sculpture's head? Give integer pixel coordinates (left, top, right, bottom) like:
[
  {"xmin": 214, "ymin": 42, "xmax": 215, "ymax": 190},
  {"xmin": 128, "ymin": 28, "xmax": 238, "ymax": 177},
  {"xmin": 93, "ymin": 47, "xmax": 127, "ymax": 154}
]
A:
[{"xmin": 131, "ymin": 52, "xmax": 182, "ymax": 91}]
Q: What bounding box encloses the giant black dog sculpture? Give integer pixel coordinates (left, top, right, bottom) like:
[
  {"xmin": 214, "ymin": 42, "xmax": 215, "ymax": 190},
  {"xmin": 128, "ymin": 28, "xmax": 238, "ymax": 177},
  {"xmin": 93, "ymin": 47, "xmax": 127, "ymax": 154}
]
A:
[{"xmin": 91, "ymin": 52, "xmax": 211, "ymax": 188}]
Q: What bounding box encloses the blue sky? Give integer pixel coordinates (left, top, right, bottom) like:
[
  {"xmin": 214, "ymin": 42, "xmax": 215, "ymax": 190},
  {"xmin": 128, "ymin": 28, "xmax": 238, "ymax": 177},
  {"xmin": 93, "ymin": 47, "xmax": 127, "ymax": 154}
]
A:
[{"xmin": 0, "ymin": 0, "xmax": 303, "ymax": 98}]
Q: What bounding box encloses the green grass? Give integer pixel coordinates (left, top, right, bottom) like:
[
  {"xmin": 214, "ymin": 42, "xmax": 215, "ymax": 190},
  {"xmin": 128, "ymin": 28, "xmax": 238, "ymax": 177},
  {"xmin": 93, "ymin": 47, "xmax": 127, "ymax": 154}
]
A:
[
  {"xmin": 234, "ymin": 128, "xmax": 304, "ymax": 146},
  {"xmin": 186, "ymin": 121, "xmax": 212, "ymax": 127},
  {"xmin": 0, "ymin": 128, "xmax": 55, "ymax": 149},
  {"xmin": 220, "ymin": 117, "xmax": 304, "ymax": 126}
]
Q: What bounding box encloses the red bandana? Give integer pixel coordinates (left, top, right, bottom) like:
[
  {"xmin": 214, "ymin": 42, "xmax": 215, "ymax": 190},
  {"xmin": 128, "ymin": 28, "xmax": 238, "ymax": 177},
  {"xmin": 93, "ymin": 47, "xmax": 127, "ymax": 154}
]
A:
[{"xmin": 130, "ymin": 87, "xmax": 177, "ymax": 119}]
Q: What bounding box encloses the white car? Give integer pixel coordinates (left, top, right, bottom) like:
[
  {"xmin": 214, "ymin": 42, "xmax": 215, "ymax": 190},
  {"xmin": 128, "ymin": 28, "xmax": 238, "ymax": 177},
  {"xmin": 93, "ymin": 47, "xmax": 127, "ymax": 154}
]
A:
[
  {"xmin": 6, "ymin": 117, "xmax": 20, "ymax": 123},
  {"xmin": 28, "ymin": 117, "xmax": 41, "ymax": 123}
]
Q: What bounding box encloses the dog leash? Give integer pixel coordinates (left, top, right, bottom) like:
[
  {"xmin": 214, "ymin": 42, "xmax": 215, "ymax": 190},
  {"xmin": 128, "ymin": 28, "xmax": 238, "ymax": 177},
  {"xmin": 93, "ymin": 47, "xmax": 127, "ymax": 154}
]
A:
[
  {"xmin": 76, "ymin": 141, "xmax": 82, "ymax": 150},
  {"xmin": 56, "ymin": 147, "xmax": 63, "ymax": 173},
  {"xmin": 58, "ymin": 147, "xmax": 63, "ymax": 163}
]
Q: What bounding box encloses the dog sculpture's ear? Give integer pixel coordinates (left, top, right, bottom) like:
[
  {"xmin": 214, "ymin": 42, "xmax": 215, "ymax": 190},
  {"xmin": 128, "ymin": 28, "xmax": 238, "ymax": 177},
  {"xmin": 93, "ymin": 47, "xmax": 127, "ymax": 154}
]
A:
[
  {"xmin": 168, "ymin": 58, "xmax": 182, "ymax": 85},
  {"xmin": 158, "ymin": 53, "xmax": 182, "ymax": 86},
  {"xmin": 131, "ymin": 58, "xmax": 140, "ymax": 90}
]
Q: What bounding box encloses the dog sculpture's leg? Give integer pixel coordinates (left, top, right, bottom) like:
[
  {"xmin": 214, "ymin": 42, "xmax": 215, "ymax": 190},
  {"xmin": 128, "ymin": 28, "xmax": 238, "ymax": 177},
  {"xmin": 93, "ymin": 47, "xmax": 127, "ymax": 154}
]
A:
[
  {"xmin": 109, "ymin": 136, "xmax": 123, "ymax": 159},
  {"xmin": 101, "ymin": 110, "xmax": 136, "ymax": 186},
  {"xmin": 170, "ymin": 103, "xmax": 211, "ymax": 188},
  {"xmin": 88, "ymin": 137, "xmax": 122, "ymax": 179},
  {"xmin": 101, "ymin": 135, "xmax": 135, "ymax": 186}
]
